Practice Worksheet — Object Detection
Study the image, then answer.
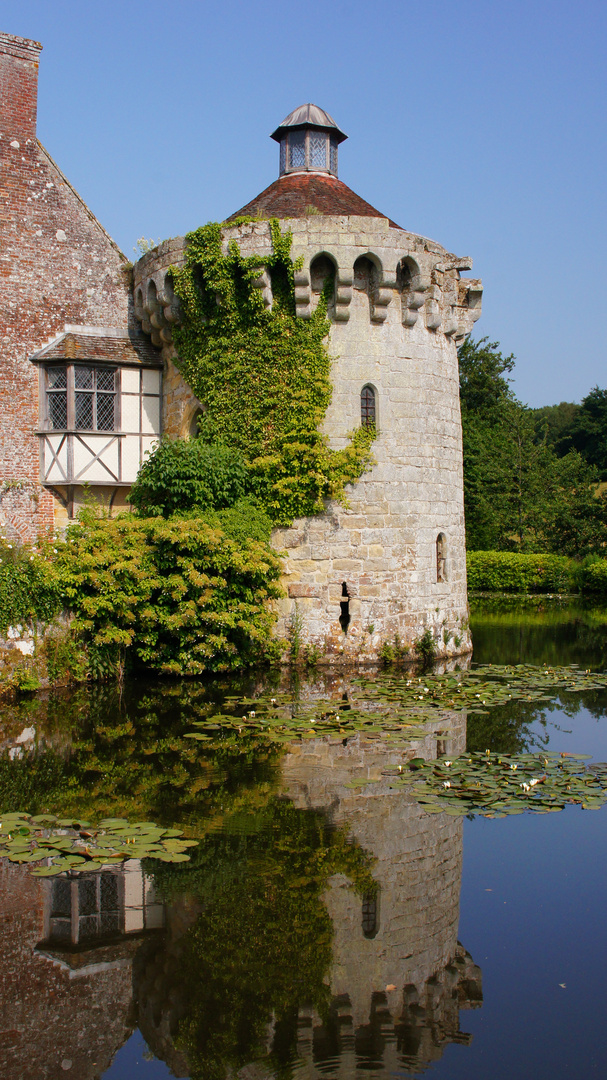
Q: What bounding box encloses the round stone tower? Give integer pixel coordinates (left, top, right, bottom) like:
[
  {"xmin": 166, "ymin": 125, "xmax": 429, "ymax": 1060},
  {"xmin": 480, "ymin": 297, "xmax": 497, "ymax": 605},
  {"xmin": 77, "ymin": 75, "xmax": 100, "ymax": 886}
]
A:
[{"xmin": 132, "ymin": 105, "xmax": 483, "ymax": 663}]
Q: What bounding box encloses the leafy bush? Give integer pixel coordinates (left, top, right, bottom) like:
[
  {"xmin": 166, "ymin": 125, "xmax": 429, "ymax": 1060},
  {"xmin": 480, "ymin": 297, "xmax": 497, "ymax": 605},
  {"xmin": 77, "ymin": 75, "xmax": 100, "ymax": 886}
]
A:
[
  {"xmin": 200, "ymin": 497, "xmax": 273, "ymax": 544},
  {"xmin": 57, "ymin": 511, "xmax": 283, "ymax": 675},
  {"xmin": 130, "ymin": 439, "xmax": 250, "ymax": 518},
  {"xmin": 0, "ymin": 540, "xmax": 62, "ymax": 634},
  {"xmin": 467, "ymin": 551, "xmax": 575, "ymax": 593},
  {"xmin": 577, "ymin": 559, "xmax": 607, "ymax": 594}
]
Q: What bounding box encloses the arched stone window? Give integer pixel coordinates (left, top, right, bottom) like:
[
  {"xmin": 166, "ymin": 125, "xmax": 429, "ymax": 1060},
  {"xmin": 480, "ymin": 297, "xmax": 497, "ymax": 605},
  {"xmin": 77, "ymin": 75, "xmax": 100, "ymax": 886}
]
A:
[
  {"xmin": 361, "ymin": 385, "xmax": 376, "ymax": 429},
  {"xmin": 437, "ymin": 532, "xmax": 447, "ymax": 582}
]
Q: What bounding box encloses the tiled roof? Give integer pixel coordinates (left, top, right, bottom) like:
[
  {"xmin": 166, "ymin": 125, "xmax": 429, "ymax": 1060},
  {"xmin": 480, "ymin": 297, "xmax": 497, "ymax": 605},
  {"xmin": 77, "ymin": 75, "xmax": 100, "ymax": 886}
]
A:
[
  {"xmin": 227, "ymin": 173, "xmax": 402, "ymax": 229},
  {"xmin": 30, "ymin": 328, "xmax": 162, "ymax": 366}
]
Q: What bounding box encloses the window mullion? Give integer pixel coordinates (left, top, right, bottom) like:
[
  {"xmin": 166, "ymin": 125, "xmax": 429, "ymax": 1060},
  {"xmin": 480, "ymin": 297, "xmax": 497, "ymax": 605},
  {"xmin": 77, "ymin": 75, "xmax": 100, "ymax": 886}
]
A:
[{"xmin": 66, "ymin": 365, "xmax": 75, "ymax": 430}]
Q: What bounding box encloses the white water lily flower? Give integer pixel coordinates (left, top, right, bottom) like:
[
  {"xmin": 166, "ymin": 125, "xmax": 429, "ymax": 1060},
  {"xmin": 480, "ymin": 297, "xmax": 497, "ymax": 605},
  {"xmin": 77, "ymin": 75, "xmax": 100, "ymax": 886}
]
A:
[
  {"xmin": 510, "ymin": 764, "xmax": 518, "ymax": 770},
  {"xmin": 521, "ymin": 782, "xmax": 530, "ymax": 792},
  {"xmin": 270, "ymin": 698, "xmax": 277, "ymax": 705},
  {"xmin": 529, "ymin": 778, "xmax": 541, "ymax": 787},
  {"xmin": 443, "ymin": 780, "xmax": 451, "ymax": 788},
  {"xmin": 397, "ymin": 765, "xmax": 403, "ymax": 772},
  {"xmin": 249, "ymin": 711, "xmax": 255, "ymax": 718},
  {"xmin": 444, "ymin": 761, "xmax": 452, "ymax": 767}
]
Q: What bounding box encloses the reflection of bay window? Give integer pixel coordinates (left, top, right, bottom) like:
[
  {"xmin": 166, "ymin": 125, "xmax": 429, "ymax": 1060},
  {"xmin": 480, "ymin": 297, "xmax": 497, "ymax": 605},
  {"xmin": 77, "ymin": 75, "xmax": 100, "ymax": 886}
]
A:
[{"xmin": 39, "ymin": 362, "xmax": 162, "ymax": 486}]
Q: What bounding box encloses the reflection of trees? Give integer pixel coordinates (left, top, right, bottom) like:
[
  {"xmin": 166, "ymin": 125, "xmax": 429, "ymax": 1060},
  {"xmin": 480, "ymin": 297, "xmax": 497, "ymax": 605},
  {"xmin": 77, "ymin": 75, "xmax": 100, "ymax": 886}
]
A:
[
  {"xmin": 466, "ymin": 688, "xmax": 607, "ymax": 755},
  {"xmin": 470, "ymin": 600, "xmax": 607, "ymax": 669},
  {"xmin": 135, "ymin": 797, "xmax": 376, "ymax": 1080}
]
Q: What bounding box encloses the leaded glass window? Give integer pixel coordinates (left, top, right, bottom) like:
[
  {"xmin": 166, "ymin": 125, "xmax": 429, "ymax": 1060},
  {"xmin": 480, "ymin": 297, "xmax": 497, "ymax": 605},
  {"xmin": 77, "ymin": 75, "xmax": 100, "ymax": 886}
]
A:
[
  {"xmin": 47, "ymin": 367, "xmax": 67, "ymax": 429},
  {"xmin": 362, "ymin": 892, "xmax": 378, "ymax": 938},
  {"xmin": 289, "ymin": 130, "xmax": 306, "ymax": 168},
  {"xmin": 309, "ymin": 130, "xmax": 327, "ymax": 169},
  {"xmin": 74, "ymin": 365, "xmax": 116, "ymax": 431},
  {"xmin": 330, "ymin": 136, "xmax": 338, "ymax": 175},
  {"xmin": 279, "ymin": 137, "xmax": 286, "ymax": 174},
  {"xmin": 361, "ymin": 385, "xmax": 376, "ymax": 428}
]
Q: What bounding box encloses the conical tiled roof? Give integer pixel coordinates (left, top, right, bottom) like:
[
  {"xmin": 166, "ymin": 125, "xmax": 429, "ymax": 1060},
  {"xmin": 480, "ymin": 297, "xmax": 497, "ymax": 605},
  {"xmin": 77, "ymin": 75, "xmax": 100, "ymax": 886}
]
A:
[{"xmin": 226, "ymin": 172, "xmax": 401, "ymax": 228}]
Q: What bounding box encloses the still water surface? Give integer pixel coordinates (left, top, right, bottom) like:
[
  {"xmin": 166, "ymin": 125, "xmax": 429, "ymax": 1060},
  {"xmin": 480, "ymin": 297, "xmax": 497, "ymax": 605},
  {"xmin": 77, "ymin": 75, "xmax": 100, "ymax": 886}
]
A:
[{"xmin": 2, "ymin": 597, "xmax": 607, "ymax": 1079}]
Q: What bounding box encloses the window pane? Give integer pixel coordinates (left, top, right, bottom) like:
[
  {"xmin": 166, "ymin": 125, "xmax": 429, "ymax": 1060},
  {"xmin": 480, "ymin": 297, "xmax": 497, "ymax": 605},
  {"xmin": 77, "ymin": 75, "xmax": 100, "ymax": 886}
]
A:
[
  {"xmin": 47, "ymin": 367, "xmax": 67, "ymax": 390},
  {"xmin": 74, "ymin": 366, "xmax": 93, "ymax": 389},
  {"xmin": 361, "ymin": 386, "xmax": 376, "ymax": 427},
  {"xmin": 75, "ymin": 392, "xmax": 93, "ymax": 429},
  {"xmin": 78, "ymin": 877, "xmax": 98, "ymax": 916},
  {"xmin": 279, "ymin": 137, "xmax": 286, "ymax": 173},
  {"xmin": 96, "ymin": 394, "xmax": 115, "ymax": 431},
  {"xmin": 48, "ymin": 392, "xmax": 67, "ymax": 429},
  {"xmin": 309, "ymin": 131, "xmax": 327, "ymax": 169},
  {"xmin": 289, "ymin": 130, "xmax": 305, "ymax": 168},
  {"xmin": 330, "ymin": 137, "xmax": 338, "ymax": 174},
  {"xmin": 97, "ymin": 368, "xmax": 116, "ymax": 392}
]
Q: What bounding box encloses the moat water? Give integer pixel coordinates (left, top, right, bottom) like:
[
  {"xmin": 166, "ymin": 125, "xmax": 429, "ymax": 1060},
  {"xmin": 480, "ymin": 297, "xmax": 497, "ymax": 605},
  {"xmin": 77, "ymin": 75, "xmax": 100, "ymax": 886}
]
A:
[{"xmin": 2, "ymin": 597, "xmax": 607, "ymax": 1079}]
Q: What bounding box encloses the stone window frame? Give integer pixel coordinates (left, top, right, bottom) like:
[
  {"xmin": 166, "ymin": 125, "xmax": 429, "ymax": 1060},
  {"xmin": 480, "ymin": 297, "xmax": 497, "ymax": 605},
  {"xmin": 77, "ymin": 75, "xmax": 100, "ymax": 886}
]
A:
[
  {"xmin": 361, "ymin": 383, "xmax": 378, "ymax": 431},
  {"xmin": 436, "ymin": 532, "xmax": 448, "ymax": 583}
]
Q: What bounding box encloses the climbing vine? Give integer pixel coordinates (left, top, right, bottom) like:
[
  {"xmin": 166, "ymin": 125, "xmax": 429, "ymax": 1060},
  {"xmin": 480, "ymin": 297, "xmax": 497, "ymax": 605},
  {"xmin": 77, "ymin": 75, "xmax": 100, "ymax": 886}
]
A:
[{"xmin": 169, "ymin": 220, "xmax": 375, "ymax": 525}]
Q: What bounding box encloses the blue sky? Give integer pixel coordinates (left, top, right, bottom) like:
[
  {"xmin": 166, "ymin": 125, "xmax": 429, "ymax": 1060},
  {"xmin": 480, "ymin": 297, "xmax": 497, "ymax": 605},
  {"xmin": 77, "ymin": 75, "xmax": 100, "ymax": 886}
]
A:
[{"xmin": 2, "ymin": 0, "xmax": 605, "ymax": 406}]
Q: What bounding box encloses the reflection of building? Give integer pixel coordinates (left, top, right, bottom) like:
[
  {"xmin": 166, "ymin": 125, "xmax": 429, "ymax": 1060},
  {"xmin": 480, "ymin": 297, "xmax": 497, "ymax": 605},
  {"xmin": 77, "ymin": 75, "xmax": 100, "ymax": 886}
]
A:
[
  {"xmin": 0, "ymin": 860, "xmax": 162, "ymax": 1080},
  {"xmin": 134, "ymin": 708, "xmax": 481, "ymax": 1078},
  {"xmin": 281, "ymin": 726, "xmax": 482, "ymax": 1075}
]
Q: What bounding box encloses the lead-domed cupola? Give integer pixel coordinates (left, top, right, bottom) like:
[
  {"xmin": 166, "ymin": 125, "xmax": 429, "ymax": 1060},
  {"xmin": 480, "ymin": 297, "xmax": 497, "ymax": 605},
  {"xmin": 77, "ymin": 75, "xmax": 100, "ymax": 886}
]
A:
[{"xmin": 271, "ymin": 103, "xmax": 347, "ymax": 178}]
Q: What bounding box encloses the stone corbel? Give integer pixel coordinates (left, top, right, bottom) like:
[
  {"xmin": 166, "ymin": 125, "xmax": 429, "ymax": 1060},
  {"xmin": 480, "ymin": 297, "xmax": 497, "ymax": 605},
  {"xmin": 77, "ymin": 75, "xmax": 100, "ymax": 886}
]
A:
[
  {"xmin": 252, "ymin": 268, "xmax": 272, "ymax": 310},
  {"xmin": 424, "ymin": 285, "xmax": 442, "ymax": 331},
  {"xmin": 334, "ymin": 269, "xmax": 353, "ymax": 322},
  {"xmin": 294, "ymin": 269, "xmax": 311, "ymax": 319},
  {"xmin": 466, "ymin": 281, "xmax": 483, "ymax": 323},
  {"xmin": 371, "ymin": 271, "xmax": 396, "ymax": 323},
  {"xmin": 401, "ymin": 272, "xmax": 429, "ymax": 327}
]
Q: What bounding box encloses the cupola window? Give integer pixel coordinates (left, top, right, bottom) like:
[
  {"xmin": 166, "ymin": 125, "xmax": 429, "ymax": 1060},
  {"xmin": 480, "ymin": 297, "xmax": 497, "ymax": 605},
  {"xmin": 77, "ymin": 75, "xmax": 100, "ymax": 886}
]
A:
[{"xmin": 271, "ymin": 104, "xmax": 347, "ymax": 178}]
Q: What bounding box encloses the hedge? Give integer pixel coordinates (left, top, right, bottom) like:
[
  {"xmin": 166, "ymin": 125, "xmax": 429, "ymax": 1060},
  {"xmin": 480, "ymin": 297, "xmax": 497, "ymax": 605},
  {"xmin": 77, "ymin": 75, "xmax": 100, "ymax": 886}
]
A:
[
  {"xmin": 466, "ymin": 551, "xmax": 576, "ymax": 593},
  {"xmin": 0, "ymin": 541, "xmax": 63, "ymax": 634}
]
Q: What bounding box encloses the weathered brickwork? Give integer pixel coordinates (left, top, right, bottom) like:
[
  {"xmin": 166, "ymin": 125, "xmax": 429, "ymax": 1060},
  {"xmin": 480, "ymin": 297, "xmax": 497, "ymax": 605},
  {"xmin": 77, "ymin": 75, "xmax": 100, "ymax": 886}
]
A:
[{"xmin": 0, "ymin": 32, "xmax": 131, "ymax": 539}]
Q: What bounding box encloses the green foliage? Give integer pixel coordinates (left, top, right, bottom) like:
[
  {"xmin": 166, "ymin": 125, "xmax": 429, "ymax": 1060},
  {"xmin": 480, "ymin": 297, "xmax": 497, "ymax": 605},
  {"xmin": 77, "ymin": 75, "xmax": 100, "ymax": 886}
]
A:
[
  {"xmin": 57, "ymin": 510, "xmax": 283, "ymax": 675},
  {"xmin": 150, "ymin": 797, "xmax": 376, "ymax": 1080},
  {"xmin": 531, "ymin": 400, "xmax": 580, "ymax": 451},
  {"xmin": 415, "ymin": 629, "xmax": 437, "ymax": 668},
  {"xmin": 0, "ymin": 540, "xmax": 62, "ymax": 634},
  {"xmin": 460, "ymin": 338, "xmax": 607, "ymax": 555},
  {"xmin": 558, "ymin": 386, "xmax": 607, "ymax": 479},
  {"xmin": 169, "ymin": 220, "xmax": 375, "ymax": 525},
  {"xmin": 467, "ymin": 551, "xmax": 575, "ymax": 593},
  {"xmin": 577, "ymin": 558, "xmax": 607, "ymax": 594},
  {"xmin": 200, "ymin": 497, "xmax": 273, "ymax": 544},
  {"xmin": 130, "ymin": 438, "xmax": 250, "ymax": 518}
]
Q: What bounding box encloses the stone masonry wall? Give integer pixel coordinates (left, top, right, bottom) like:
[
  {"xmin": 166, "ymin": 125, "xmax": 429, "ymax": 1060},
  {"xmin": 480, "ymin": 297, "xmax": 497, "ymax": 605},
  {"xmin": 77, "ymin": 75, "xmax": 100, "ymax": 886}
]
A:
[
  {"xmin": 133, "ymin": 215, "xmax": 481, "ymax": 663},
  {"xmin": 0, "ymin": 33, "xmax": 131, "ymax": 541}
]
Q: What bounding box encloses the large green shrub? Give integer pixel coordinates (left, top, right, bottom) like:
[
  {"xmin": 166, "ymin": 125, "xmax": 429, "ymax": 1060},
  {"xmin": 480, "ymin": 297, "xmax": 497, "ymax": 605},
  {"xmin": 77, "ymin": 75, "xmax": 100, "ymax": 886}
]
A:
[
  {"xmin": 0, "ymin": 540, "xmax": 62, "ymax": 634},
  {"xmin": 466, "ymin": 551, "xmax": 575, "ymax": 593},
  {"xmin": 130, "ymin": 439, "xmax": 250, "ymax": 518},
  {"xmin": 57, "ymin": 512, "xmax": 283, "ymax": 675},
  {"xmin": 577, "ymin": 559, "xmax": 607, "ymax": 594}
]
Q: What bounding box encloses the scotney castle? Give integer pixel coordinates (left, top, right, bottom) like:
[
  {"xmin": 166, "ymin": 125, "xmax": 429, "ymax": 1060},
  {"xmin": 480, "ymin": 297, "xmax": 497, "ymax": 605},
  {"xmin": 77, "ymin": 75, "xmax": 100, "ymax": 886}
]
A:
[{"xmin": 0, "ymin": 31, "xmax": 483, "ymax": 661}]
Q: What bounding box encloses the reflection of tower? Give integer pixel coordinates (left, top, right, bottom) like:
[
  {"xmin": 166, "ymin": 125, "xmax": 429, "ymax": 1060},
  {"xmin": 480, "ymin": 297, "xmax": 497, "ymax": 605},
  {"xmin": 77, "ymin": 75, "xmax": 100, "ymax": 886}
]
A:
[
  {"xmin": 0, "ymin": 860, "xmax": 163, "ymax": 1080},
  {"xmin": 281, "ymin": 717, "xmax": 482, "ymax": 1074}
]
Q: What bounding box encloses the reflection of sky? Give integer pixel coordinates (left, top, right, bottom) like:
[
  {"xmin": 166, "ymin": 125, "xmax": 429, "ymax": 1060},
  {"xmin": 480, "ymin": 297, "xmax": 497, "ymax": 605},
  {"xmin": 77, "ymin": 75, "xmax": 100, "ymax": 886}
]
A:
[
  {"xmin": 426, "ymin": 806, "xmax": 607, "ymax": 1079},
  {"xmin": 103, "ymin": 1031, "xmax": 173, "ymax": 1079},
  {"xmin": 528, "ymin": 701, "xmax": 607, "ymax": 760}
]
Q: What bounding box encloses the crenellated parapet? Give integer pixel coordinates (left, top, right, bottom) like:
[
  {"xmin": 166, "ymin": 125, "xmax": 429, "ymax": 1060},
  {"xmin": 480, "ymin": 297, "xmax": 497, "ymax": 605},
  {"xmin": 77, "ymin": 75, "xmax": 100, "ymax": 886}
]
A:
[{"xmin": 132, "ymin": 218, "xmax": 482, "ymax": 345}]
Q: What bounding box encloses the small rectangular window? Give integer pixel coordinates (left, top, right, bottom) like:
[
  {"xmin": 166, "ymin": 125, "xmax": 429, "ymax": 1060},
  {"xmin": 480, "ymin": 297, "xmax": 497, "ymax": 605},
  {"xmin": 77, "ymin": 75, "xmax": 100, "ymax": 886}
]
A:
[
  {"xmin": 309, "ymin": 131, "xmax": 327, "ymax": 169},
  {"xmin": 330, "ymin": 137, "xmax": 338, "ymax": 174},
  {"xmin": 289, "ymin": 130, "xmax": 306, "ymax": 168},
  {"xmin": 73, "ymin": 365, "xmax": 116, "ymax": 431},
  {"xmin": 47, "ymin": 367, "xmax": 68, "ymax": 429}
]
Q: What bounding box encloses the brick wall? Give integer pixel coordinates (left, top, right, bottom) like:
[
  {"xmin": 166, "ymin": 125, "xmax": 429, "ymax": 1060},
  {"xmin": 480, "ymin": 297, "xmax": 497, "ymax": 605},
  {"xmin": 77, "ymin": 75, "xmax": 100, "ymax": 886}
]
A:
[{"xmin": 0, "ymin": 32, "xmax": 131, "ymax": 540}]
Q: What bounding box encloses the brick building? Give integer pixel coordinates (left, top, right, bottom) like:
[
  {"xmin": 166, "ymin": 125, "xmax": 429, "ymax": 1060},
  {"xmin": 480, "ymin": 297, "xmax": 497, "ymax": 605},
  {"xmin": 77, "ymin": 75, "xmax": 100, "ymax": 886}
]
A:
[
  {"xmin": 0, "ymin": 31, "xmax": 162, "ymax": 540},
  {"xmin": 1, "ymin": 30, "xmax": 482, "ymax": 660}
]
